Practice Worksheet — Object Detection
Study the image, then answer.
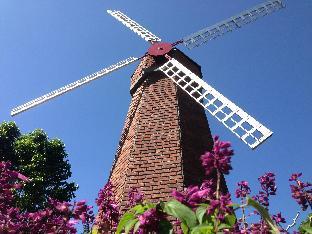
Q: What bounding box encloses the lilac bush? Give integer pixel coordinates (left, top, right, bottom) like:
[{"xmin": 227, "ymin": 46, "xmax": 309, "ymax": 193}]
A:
[
  {"xmin": 289, "ymin": 173, "xmax": 312, "ymax": 211},
  {"xmin": 0, "ymin": 161, "xmax": 94, "ymax": 233},
  {"xmin": 94, "ymin": 182, "xmax": 119, "ymax": 231},
  {"xmin": 115, "ymin": 136, "xmax": 311, "ymax": 234}
]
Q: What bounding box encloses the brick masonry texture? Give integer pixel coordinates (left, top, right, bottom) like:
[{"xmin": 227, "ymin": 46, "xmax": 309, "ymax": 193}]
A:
[{"xmin": 109, "ymin": 49, "xmax": 215, "ymax": 211}]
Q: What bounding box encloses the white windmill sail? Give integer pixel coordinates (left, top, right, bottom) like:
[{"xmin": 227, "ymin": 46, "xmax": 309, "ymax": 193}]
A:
[
  {"xmin": 182, "ymin": 0, "xmax": 284, "ymax": 49},
  {"xmin": 158, "ymin": 58, "xmax": 273, "ymax": 149},
  {"xmin": 107, "ymin": 10, "xmax": 161, "ymax": 43},
  {"xmin": 11, "ymin": 56, "xmax": 139, "ymax": 116}
]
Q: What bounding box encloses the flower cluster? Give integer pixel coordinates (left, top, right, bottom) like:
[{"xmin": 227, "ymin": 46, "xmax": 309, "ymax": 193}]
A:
[
  {"xmin": 289, "ymin": 173, "xmax": 312, "ymax": 211},
  {"xmin": 272, "ymin": 212, "xmax": 286, "ymax": 225},
  {"xmin": 138, "ymin": 208, "xmax": 163, "ymax": 233},
  {"xmin": 207, "ymin": 193, "xmax": 233, "ymax": 221},
  {"xmin": 200, "ymin": 136, "xmax": 234, "ymax": 175},
  {"xmin": 127, "ymin": 187, "xmax": 144, "ymax": 207},
  {"xmin": 0, "ymin": 161, "xmax": 94, "ymax": 233},
  {"xmin": 235, "ymin": 181, "xmax": 251, "ymax": 199},
  {"xmin": 95, "ymin": 182, "xmax": 119, "ymax": 231},
  {"xmin": 171, "ymin": 183, "xmax": 212, "ymax": 208},
  {"xmin": 253, "ymin": 172, "xmax": 277, "ymax": 207}
]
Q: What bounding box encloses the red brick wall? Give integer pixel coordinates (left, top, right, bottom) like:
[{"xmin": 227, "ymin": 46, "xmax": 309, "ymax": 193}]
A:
[{"xmin": 109, "ymin": 49, "xmax": 214, "ymax": 211}]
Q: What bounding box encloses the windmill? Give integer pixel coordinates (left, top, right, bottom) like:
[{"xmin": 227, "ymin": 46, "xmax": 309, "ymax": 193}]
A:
[{"xmin": 11, "ymin": 0, "xmax": 284, "ymax": 208}]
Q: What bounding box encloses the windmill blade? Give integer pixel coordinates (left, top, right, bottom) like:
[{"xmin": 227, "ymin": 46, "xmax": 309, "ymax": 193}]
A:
[
  {"xmin": 158, "ymin": 58, "xmax": 272, "ymax": 149},
  {"xmin": 107, "ymin": 10, "xmax": 161, "ymax": 43},
  {"xmin": 11, "ymin": 56, "xmax": 139, "ymax": 117},
  {"xmin": 182, "ymin": 0, "xmax": 284, "ymax": 49}
]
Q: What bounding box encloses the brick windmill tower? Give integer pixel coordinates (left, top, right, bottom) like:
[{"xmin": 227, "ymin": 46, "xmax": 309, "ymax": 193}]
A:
[{"xmin": 11, "ymin": 0, "xmax": 283, "ymax": 211}]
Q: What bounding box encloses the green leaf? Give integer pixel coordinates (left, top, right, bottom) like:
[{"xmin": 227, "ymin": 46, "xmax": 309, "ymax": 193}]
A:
[
  {"xmin": 224, "ymin": 214, "xmax": 236, "ymax": 227},
  {"xmin": 196, "ymin": 206, "xmax": 207, "ymax": 224},
  {"xmin": 116, "ymin": 212, "xmax": 135, "ymax": 234},
  {"xmin": 129, "ymin": 204, "xmax": 145, "ymax": 215},
  {"xmin": 217, "ymin": 223, "xmax": 231, "ymax": 230},
  {"xmin": 125, "ymin": 218, "xmax": 138, "ymax": 234},
  {"xmin": 159, "ymin": 220, "xmax": 173, "ymax": 234},
  {"xmin": 163, "ymin": 200, "xmax": 197, "ymax": 228},
  {"xmin": 190, "ymin": 224, "xmax": 213, "ymax": 234},
  {"xmin": 246, "ymin": 197, "xmax": 280, "ymax": 234},
  {"xmin": 133, "ymin": 221, "xmax": 141, "ymax": 233},
  {"xmin": 181, "ymin": 222, "xmax": 189, "ymax": 234},
  {"xmin": 299, "ymin": 213, "xmax": 312, "ymax": 234}
]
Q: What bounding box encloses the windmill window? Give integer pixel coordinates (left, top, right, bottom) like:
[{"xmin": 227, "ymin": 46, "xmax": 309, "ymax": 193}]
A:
[
  {"xmin": 172, "ymin": 66, "xmax": 179, "ymax": 73},
  {"xmin": 178, "ymin": 80, "xmax": 187, "ymax": 87},
  {"xmin": 234, "ymin": 127, "xmax": 246, "ymax": 137},
  {"xmin": 190, "ymin": 81, "xmax": 199, "ymax": 88},
  {"xmin": 207, "ymin": 104, "xmax": 217, "ymax": 113},
  {"xmin": 221, "ymin": 106, "xmax": 232, "ymax": 116},
  {"xmin": 213, "ymin": 99, "xmax": 223, "ymax": 108},
  {"xmin": 272, "ymin": 1, "xmax": 281, "ymax": 9},
  {"xmin": 245, "ymin": 135, "xmax": 256, "ymax": 146},
  {"xmin": 184, "ymin": 76, "xmax": 191, "ymax": 83},
  {"xmin": 227, "ymin": 20, "xmax": 237, "ymax": 30},
  {"xmin": 199, "ymin": 97, "xmax": 209, "ymax": 106},
  {"xmin": 250, "ymin": 10, "xmax": 259, "ymax": 19},
  {"xmin": 173, "ymin": 75, "xmax": 180, "ymax": 82},
  {"xmin": 204, "ymin": 93, "xmax": 215, "ymax": 101},
  {"xmin": 241, "ymin": 122, "xmax": 253, "ymax": 132},
  {"xmin": 258, "ymin": 7, "xmax": 267, "ymax": 16},
  {"xmin": 210, "ymin": 28, "xmax": 220, "ymax": 38},
  {"xmin": 191, "ymin": 91, "xmax": 201, "ymax": 99},
  {"xmin": 167, "ymin": 62, "xmax": 173, "ymax": 68},
  {"xmin": 266, "ymin": 3, "xmax": 274, "ymax": 12},
  {"xmin": 234, "ymin": 17, "xmax": 243, "ymax": 26},
  {"xmin": 162, "ymin": 66, "xmax": 169, "ymax": 71},
  {"xmin": 167, "ymin": 70, "xmax": 174, "ymax": 76},
  {"xmin": 194, "ymin": 35, "xmax": 202, "ymax": 42},
  {"xmin": 251, "ymin": 129, "xmax": 263, "ymax": 140},
  {"xmin": 178, "ymin": 71, "xmax": 186, "ymax": 77},
  {"xmin": 215, "ymin": 111, "xmax": 226, "ymax": 120},
  {"xmin": 231, "ymin": 113, "xmax": 242, "ymax": 123},
  {"xmin": 219, "ymin": 24, "xmax": 229, "ymax": 33},
  {"xmin": 242, "ymin": 14, "xmax": 252, "ymax": 24},
  {"xmin": 224, "ymin": 117, "xmax": 236, "ymax": 129},
  {"xmin": 185, "ymin": 85, "xmax": 193, "ymax": 93},
  {"xmin": 202, "ymin": 31, "xmax": 211, "ymax": 39}
]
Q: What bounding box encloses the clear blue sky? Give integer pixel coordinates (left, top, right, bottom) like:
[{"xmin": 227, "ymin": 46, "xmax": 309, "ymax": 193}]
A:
[{"xmin": 1, "ymin": 0, "xmax": 311, "ymax": 230}]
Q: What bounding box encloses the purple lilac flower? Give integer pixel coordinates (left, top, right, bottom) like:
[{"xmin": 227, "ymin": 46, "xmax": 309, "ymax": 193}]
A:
[
  {"xmin": 253, "ymin": 191, "xmax": 269, "ymax": 207},
  {"xmin": 95, "ymin": 182, "xmax": 119, "ymax": 230},
  {"xmin": 289, "ymin": 173, "xmax": 312, "ymax": 211},
  {"xmin": 248, "ymin": 221, "xmax": 270, "ymax": 233},
  {"xmin": 171, "ymin": 180, "xmax": 215, "ymax": 208},
  {"xmin": 235, "ymin": 181, "xmax": 251, "ymax": 198},
  {"xmin": 253, "ymin": 172, "xmax": 277, "ymax": 208},
  {"xmin": 206, "ymin": 194, "xmax": 233, "ymax": 221},
  {"xmin": 272, "ymin": 212, "xmax": 286, "ymax": 224},
  {"xmin": 127, "ymin": 187, "xmax": 144, "ymax": 207},
  {"xmin": 258, "ymin": 172, "xmax": 277, "ymax": 195},
  {"xmin": 0, "ymin": 161, "xmax": 94, "ymax": 233},
  {"xmin": 138, "ymin": 208, "xmax": 162, "ymax": 233},
  {"xmin": 201, "ymin": 136, "xmax": 234, "ymax": 175}
]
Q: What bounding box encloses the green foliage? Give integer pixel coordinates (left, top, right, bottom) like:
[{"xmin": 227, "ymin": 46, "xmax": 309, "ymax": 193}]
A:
[
  {"xmin": 299, "ymin": 213, "xmax": 312, "ymax": 234},
  {"xmin": 117, "ymin": 203, "xmax": 158, "ymax": 234},
  {"xmin": 0, "ymin": 121, "xmax": 77, "ymax": 212},
  {"xmin": 246, "ymin": 197, "xmax": 280, "ymax": 233},
  {"xmin": 162, "ymin": 200, "xmax": 197, "ymax": 229}
]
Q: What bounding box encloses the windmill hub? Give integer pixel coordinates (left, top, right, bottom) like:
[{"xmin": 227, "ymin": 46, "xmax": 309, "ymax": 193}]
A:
[{"xmin": 148, "ymin": 42, "xmax": 172, "ymax": 56}]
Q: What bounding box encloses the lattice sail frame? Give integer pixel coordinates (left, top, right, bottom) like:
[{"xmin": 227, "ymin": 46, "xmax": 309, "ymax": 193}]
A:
[
  {"xmin": 107, "ymin": 10, "xmax": 161, "ymax": 42},
  {"xmin": 11, "ymin": 57, "xmax": 138, "ymax": 116},
  {"xmin": 183, "ymin": 0, "xmax": 283, "ymax": 49},
  {"xmin": 158, "ymin": 58, "xmax": 272, "ymax": 149}
]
